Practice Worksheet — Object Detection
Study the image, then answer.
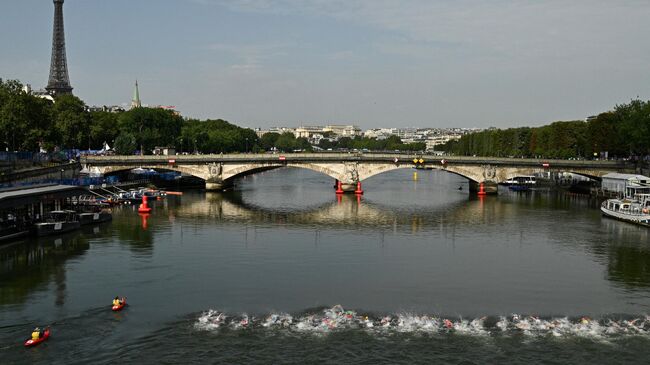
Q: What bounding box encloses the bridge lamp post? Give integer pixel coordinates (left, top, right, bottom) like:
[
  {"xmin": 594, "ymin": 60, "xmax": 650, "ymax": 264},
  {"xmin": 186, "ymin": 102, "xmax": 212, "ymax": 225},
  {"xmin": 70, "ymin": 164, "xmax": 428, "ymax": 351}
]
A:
[{"xmin": 245, "ymin": 138, "xmax": 248, "ymax": 153}]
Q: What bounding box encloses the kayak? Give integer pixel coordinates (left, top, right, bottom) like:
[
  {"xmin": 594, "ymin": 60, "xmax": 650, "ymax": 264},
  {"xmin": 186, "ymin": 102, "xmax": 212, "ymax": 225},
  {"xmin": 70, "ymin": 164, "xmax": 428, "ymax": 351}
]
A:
[
  {"xmin": 112, "ymin": 300, "xmax": 126, "ymax": 311},
  {"xmin": 25, "ymin": 329, "xmax": 50, "ymax": 347}
]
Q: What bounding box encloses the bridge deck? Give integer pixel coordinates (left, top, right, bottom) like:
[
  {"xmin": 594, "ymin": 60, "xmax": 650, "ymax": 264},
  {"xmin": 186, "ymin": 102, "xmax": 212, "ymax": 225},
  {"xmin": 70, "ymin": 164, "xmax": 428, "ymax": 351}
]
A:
[{"xmin": 81, "ymin": 153, "xmax": 631, "ymax": 169}]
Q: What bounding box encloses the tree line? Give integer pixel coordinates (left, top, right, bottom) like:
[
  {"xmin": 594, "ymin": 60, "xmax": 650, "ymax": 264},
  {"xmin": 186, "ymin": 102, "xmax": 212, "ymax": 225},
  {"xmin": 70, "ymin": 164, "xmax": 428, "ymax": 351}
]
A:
[
  {"xmin": 0, "ymin": 79, "xmax": 260, "ymax": 154},
  {"xmin": 441, "ymin": 99, "xmax": 650, "ymax": 159},
  {"xmin": 0, "ymin": 78, "xmax": 426, "ymax": 155}
]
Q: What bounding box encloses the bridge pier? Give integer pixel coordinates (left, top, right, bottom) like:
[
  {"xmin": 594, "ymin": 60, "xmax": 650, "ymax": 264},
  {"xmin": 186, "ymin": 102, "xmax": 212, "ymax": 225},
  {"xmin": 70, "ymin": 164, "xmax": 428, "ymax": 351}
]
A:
[
  {"xmin": 206, "ymin": 177, "xmax": 232, "ymax": 191},
  {"xmin": 469, "ymin": 181, "xmax": 498, "ymax": 195},
  {"xmin": 335, "ymin": 180, "xmax": 357, "ymax": 193},
  {"xmin": 205, "ymin": 182, "xmax": 224, "ymax": 191},
  {"xmin": 340, "ymin": 183, "xmax": 356, "ymax": 193}
]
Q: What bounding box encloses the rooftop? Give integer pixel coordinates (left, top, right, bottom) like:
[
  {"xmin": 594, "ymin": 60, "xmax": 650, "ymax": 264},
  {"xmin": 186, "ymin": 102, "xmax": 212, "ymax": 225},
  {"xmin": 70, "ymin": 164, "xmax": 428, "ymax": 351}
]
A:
[{"xmin": 0, "ymin": 184, "xmax": 88, "ymax": 209}]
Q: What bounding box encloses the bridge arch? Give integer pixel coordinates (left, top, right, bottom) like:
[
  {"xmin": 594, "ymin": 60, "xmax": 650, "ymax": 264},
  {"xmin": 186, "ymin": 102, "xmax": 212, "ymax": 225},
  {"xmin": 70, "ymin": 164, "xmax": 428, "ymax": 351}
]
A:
[
  {"xmin": 222, "ymin": 162, "xmax": 354, "ymax": 184},
  {"xmin": 84, "ymin": 164, "xmax": 210, "ymax": 181},
  {"xmin": 357, "ymin": 163, "xmax": 413, "ymax": 181}
]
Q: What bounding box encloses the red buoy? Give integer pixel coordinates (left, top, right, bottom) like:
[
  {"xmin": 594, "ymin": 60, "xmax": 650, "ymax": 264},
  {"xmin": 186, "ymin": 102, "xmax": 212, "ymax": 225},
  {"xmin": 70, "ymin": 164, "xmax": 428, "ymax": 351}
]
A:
[
  {"xmin": 138, "ymin": 195, "xmax": 152, "ymax": 213},
  {"xmin": 354, "ymin": 181, "xmax": 364, "ymax": 195},
  {"xmin": 477, "ymin": 182, "xmax": 487, "ymax": 196},
  {"xmin": 335, "ymin": 180, "xmax": 344, "ymax": 194}
]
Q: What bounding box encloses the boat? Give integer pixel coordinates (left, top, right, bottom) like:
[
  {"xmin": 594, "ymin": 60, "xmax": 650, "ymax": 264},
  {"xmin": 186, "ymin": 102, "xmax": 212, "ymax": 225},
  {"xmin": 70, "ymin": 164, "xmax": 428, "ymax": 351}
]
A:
[
  {"xmin": 508, "ymin": 184, "xmax": 530, "ymax": 192},
  {"xmin": 24, "ymin": 328, "xmax": 50, "ymax": 347},
  {"xmin": 502, "ymin": 176, "xmax": 537, "ymax": 186},
  {"xmin": 601, "ymin": 193, "xmax": 650, "ymax": 227},
  {"xmin": 112, "ymin": 298, "xmax": 127, "ymax": 311},
  {"xmin": 78, "ymin": 211, "xmax": 113, "ymax": 225},
  {"xmin": 34, "ymin": 210, "xmax": 81, "ymax": 237},
  {"xmin": 73, "ymin": 197, "xmax": 113, "ymax": 225}
]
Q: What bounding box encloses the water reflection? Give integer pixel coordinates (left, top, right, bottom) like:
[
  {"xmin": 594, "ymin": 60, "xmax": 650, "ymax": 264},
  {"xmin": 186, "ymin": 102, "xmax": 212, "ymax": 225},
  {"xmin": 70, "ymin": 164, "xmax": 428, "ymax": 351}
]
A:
[
  {"xmin": 3, "ymin": 168, "xmax": 650, "ymax": 315},
  {"xmin": 0, "ymin": 233, "xmax": 90, "ymax": 306}
]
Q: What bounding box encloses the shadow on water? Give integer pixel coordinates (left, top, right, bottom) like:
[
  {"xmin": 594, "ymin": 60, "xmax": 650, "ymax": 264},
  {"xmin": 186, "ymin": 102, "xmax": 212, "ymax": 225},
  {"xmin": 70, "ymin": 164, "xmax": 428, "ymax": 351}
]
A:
[{"xmin": 0, "ymin": 232, "xmax": 90, "ymax": 307}]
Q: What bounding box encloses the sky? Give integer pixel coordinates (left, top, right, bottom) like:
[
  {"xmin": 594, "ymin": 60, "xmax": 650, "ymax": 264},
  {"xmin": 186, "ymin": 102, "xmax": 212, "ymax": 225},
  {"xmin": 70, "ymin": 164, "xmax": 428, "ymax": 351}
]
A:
[{"xmin": 1, "ymin": 0, "xmax": 650, "ymax": 129}]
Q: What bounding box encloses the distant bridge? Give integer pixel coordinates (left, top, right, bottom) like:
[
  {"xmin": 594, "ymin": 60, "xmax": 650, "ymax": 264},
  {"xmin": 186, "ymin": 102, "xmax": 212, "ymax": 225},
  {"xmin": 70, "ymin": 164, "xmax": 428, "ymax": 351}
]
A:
[{"xmin": 80, "ymin": 153, "xmax": 636, "ymax": 194}]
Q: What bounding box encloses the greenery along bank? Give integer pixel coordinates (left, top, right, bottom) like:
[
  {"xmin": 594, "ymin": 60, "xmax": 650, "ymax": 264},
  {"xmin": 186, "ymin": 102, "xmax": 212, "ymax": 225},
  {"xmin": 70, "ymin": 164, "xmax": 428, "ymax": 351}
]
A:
[
  {"xmin": 0, "ymin": 78, "xmax": 424, "ymax": 154},
  {"xmin": 0, "ymin": 79, "xmax": 258, "ymax": 154},
  {"xmin": 440, "ymin": 99, "xmax": 650, "ymax": 159}
]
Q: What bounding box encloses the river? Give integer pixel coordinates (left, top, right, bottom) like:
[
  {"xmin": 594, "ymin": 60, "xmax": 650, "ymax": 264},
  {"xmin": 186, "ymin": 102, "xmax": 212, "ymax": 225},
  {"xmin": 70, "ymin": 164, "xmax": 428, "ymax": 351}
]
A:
[{"xmin": 2, "ymin": 168, "xmax": 650, "ymax": 364}]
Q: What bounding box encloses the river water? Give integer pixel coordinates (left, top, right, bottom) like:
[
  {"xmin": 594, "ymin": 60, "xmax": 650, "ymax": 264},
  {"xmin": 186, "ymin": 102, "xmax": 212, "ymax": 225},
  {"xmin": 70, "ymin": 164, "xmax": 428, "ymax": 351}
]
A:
[{"xmin": 2, "ymin": 168, "xmax": 650, "ymax": 364}]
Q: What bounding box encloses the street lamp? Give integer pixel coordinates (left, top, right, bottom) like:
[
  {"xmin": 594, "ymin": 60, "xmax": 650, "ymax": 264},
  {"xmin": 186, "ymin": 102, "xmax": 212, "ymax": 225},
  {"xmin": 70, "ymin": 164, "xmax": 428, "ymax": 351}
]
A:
[{"xmin": 245, "ymin": 137, "xmax": 249, "ymax": 153}]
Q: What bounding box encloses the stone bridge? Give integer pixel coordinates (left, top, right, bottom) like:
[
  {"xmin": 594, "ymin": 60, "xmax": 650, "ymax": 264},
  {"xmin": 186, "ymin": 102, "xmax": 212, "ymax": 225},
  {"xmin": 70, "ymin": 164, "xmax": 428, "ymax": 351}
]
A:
[{"xmin": 80, "ymin": 153, "xmax": 636, "ymax": 194}]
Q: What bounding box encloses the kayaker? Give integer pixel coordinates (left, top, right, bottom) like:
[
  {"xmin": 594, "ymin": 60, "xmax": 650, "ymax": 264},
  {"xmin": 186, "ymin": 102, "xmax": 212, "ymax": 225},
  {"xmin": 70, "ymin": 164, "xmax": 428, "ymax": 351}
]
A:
[
  {"xmin": 31, "ymin": 327, "xmax": 43, "ymax": 341},
  {"xmin": 113, "ymin": 296, "xmax": 122, "ymax": 306}
]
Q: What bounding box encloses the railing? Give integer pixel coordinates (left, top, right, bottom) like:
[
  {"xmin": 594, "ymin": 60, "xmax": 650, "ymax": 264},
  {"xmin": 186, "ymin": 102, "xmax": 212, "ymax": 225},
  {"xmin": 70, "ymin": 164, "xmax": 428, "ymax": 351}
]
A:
[{"xmin": 81, "ymin": 153, "xmax": 632, "ymax": 169}]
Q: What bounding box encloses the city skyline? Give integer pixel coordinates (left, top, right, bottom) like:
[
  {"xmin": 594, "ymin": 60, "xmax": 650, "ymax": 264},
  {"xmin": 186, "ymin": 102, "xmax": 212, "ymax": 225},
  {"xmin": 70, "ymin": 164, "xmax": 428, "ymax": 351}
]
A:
[{"xmin": 2, "ymin": 0, "xmax": 650, "ymax": 129}]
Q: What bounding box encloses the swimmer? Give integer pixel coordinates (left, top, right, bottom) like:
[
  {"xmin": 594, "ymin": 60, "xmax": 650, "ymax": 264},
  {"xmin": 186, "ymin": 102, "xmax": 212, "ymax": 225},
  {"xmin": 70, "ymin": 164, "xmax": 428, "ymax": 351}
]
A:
[{"xmin": 443, "ymin": 319, "xmax": 453, "ymax": 329}]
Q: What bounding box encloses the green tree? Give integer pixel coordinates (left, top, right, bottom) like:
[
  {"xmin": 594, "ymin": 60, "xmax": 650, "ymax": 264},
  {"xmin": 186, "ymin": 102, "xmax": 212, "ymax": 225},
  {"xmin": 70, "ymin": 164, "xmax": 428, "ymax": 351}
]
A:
[
  {"xmin": 90, "ymin": 111, "xmax": 120, "ymax": 150},
  {"xmin": 118, "ymin": 108, "xmax": 182, "ymax": 154},
  {"xmin": 275, "ymin": 132, "xmax": 298, "ymax": 152},
  {"xmin": 114, "ymin": 133, "xmax": 137, "ymax": 155},
  {"xmin": 260, "ymin": 132, "xmax": 280, "ymax": 150},
  {"xmin": 0, "ymin": 79, "xmax": 56, "ymax": 151},
  {"xmin": 52, "ymin": 94, "xmax": 91, "ymax": 149}
]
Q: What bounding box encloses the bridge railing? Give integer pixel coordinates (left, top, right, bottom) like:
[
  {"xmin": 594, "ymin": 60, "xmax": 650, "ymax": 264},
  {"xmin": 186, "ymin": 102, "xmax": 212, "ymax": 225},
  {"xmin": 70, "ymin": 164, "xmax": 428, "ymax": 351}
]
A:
[{"xmin": 80, "ymin": 153, "xmax": 632, "ymax": 169}]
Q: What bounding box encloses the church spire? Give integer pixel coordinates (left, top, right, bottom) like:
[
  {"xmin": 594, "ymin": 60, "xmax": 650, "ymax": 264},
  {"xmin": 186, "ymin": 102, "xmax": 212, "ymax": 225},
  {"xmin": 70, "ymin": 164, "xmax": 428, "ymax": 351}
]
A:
[{"xmin": 131, "ymin": 80, "xmax": 141, "ymax": 109}]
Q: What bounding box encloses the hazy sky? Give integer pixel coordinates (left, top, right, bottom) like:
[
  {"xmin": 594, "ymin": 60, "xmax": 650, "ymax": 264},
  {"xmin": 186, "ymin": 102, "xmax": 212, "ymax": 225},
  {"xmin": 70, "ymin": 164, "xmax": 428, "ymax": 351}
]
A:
[{"xmin": 2, "ymin": 0, "xmax": 650, "ymax": 129}]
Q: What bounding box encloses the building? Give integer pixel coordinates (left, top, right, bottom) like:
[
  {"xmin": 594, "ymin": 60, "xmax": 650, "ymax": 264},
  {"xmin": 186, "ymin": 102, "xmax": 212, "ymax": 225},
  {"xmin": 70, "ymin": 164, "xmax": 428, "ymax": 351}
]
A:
[
  {"xmin": 255, "ymin": 127, "xmax": 296, "ymax": 138},
  {"xmin": 323, "ymin": 125, "xmax": 361, "ymax": 137},
  {"xmin": 425, "ymin": 134, "xmax": 462, "ymax": 151},
  {"xmin": 153, "ymin": 147, "xmax": 176, "ymax": 156},
  {"xmin": 87, "ymin": 105, "xmax": 126, "ymax": 113},
  {"xmin": 22, "ymin": 85, "xmax": 55, "ymax": 103},
  {"xmin": 294, "ymin": 126, "xmax": 325, "ymax": 139},
  {"xmin": 602, "ymin": 173, "xmax": 650, "ymax": 197}
]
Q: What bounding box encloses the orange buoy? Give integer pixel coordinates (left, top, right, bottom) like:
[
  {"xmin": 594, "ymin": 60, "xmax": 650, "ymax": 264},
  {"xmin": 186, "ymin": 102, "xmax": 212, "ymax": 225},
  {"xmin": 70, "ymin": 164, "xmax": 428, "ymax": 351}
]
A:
[
  {"xmin": 354, "ymin": 181, "xmax": 364, "ymax": 195},
  {"xmin": 477, "ymin": 182, "xmax": 487, "ymax": 196},
  {"xmin": 335, "ymin": 180, "xmax": 344, "ymax": 194},
  {"xmin": 138, "ymin": 195, "xmax": 152, "ymax": 213}
]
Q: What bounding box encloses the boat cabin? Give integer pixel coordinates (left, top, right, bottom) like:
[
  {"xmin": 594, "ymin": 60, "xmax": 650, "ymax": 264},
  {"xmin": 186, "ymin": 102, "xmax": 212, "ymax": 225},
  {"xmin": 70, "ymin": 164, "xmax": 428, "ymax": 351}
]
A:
[
  {"xmin": 46, "ymin": 210, "xmax": 79, "ymax": 223},
  {"xmin": 504, "ymin": 176, "xmax": 536, "ymax": 185},
  {"xmin": 602, "ymin": 173, "xmax": 650, "ymax": 198},
  {"xmin": 625, "ymin": 185, "xmax": 650, "ymax": 200}
]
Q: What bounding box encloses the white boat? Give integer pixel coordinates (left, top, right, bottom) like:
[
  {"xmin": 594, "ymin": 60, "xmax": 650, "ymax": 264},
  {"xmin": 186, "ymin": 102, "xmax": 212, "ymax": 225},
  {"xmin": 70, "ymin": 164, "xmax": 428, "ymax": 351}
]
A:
[
  {"xmin": 502, "ymin": 176, "xmax": 536, "ymax": 186},
  {"xmin": 601, "ymin": 193, "xmax": 650, "ymax": 227}
]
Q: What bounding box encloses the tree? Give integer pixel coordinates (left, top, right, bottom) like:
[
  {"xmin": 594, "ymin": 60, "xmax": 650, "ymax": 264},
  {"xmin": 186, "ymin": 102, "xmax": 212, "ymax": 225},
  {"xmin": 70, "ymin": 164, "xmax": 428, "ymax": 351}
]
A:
[
  {"xmin": 90, "ymin": 111, "xmax": 119, "ymax": 150},
  {"xmin": 260, "ymin": 132, "xmax": 280, "ymax": 150},
  {"xmin": 114, "ymin": 133, "xmax": 137, "ymax": 155},
  {"xmin": 0, "ymin": 79, "xmax": 56, "ymax": 152},
  {"xmin": 53, "ymin": 94, "xmax": 90, "ymax": 149},
  {"xmin": 118, "ymin": 108, "xmax": 182, "ymax": 154},
  {"xmin": 275, "ymin": 132, "xmax": 298, "ymax": 152}
]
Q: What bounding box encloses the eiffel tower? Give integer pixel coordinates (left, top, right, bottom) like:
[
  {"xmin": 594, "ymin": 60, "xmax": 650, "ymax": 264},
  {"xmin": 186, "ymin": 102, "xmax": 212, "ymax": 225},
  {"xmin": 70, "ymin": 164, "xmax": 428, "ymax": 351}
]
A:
[{"xmin": 46, "ymin": 0, "xmax": 73, "ymax": 95}]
